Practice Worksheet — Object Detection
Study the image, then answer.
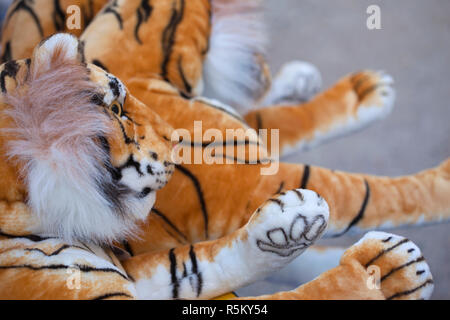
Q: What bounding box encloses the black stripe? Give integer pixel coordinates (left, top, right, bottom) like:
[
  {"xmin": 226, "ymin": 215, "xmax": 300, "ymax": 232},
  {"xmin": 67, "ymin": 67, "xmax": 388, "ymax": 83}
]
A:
[
  {"xmin": 175, "ymin": 165, "xmax": 209, "ymax": 239},
  {"xmin": 182, "ymin": 262, "xmax": 188, "ymax": 277},
  {"xmin": 6, "ymin": 0, "xmax": 44, "ymax": 36},
  {"xmin": 177, "ymin": 56, "xmax": 192, "ymax": 94},
  {"xmin": 53, "ymin": 0, "xmax": 65, "ymax": 30},
  {"xmin": 103, "ymin": 0, "xmax": 123, "ymax": 29},
  {"xmin": 161, "ymin": 0, "xmax": 185, "ymax": 81},
  {"xmin": 152, "ymin": 208, "xmax": 188, "ymax": 243},
  {"xmin": 293, "ymin": 189, "xmax": 304, "ymax": 201},
  {"xmin": 91, "ymin": 292, "xmax": 133, "ymax": 300},
  {"xmin": 275, "ymin": 181, "xmax": 285, "ymax": 194},
  {"xmin": 24, "ymin": 244, "xmax": 86, "ymax": 257},
  {"xmin": 387, "ymin": 279, "xmax": 433, "ymax": 300},
  {"xmin": 92, "ymin": 59, "xmax": 109, "ymax": 72},
  {"xmin": 196, "ymin": 98, "xmax": 245, "ymax": 123},
  {"xmin": 300, "ymin": 165, "xmax": 310, "ymax": 189},
  {"xmin": 0, "ymin": 230, "xmax": 56, "ymax": 242},
  {"xmin": 122, "ymin": 240, "xmax": 134, "ymax": 256},
  {"xmin": 332, "ymin": 179, "xmax": 370, "ymax": 237},
  {"xmin": 1, "ymin": 41, "xmax": 12, "ymax": 63},
  {"xmin": 256, "ymin": 113, "xmax": 263, "ymax": 132},
  {"xmin": 365, "ymin": 238, "xmax": 410, "ymax": 268},
  {"xmin": 267, "ymin": 198, "xmax": 284, "ymax": 210},
  {"xmin": 169, "ymin": 248, "xmax": 179, "ymax": 299},
  {"xmin": 381, "ymin": 256, "xmax": 425, "ymax": 282},
  {"xmin": 79, "ymin": 241, "xmax": 96, "ymax": 255},
  {"xmin": 118, "ymin": 155, "xmax": 143, "ymax": 176},
  {"xmin": 416, "ymin": 270, "xmax": 425, "ymax": 276},
  {"xmin": 97, "ymin": 136, "xmax": 134, "ymax": 217},
  {"xmin": 211, "ymin": 153, "xmax": 269, "ymax": 165},
  {"xmin": 189, "ymin": 245, "xmax": 203, "ymax": 297},
  {"xmin": 0, "ymin": 59, "xmax": 20, "ymax": 93},
  {"xmin": 134, "ymin": 0, "xmax": 153, "ymax": 44},
  {"xmin": 0, "ymin": 263, "xmax": 130, "ymax": 281},
  {"xmin": 179, "ymin": 138, "xmax": 259, "ymax": 148}
]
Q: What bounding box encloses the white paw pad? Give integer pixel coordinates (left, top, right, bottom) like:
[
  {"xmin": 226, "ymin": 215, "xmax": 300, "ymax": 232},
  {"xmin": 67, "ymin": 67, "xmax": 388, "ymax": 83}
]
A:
[{"xmin": 251, "ymin": 189, "xmax": 329, "ymax": 258}]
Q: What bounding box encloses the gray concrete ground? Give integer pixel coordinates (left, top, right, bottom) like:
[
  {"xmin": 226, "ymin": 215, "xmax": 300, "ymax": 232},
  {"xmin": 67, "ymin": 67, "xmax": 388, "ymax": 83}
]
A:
[
  {"xmin": 264, "ymin": 0, "xmax": 449, "ymax": 299},
  {"xmin": 0, "ymin": 0, "xmax": 448, "ymax": 299}
]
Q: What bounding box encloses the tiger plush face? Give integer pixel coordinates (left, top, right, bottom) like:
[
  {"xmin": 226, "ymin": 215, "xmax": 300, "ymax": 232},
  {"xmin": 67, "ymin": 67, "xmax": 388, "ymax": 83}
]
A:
[{"xmin": 0, "ymin": 34, "xmax": 175, "ymax": 244}]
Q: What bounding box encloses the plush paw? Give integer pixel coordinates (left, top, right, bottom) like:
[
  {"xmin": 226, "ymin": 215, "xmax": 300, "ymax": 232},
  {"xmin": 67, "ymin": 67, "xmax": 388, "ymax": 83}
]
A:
[
  {"xmin": 344, "ymin": 231, "xmax": 434, "ymax": 300},
  {"xmin": 349, "ymin": 70, "xmax": 395, "ymax": 122},
  {"xmin": 262, "ymin": 61, "xmax": 322, "ymax": 106},
  {"xmin": 248, "ymin": 189, "xmax": 329, "ymax": 258}
]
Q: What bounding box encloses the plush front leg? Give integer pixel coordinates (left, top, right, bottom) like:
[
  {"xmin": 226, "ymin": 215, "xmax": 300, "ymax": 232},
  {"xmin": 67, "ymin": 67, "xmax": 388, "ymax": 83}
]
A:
[
  {"xmin": 237, "ymin": 231, "xmax": 433, "ymax": 300},
  {"xmin": 246, "ymin": 70, "xmax": 395, "ymax": 157},
  {"xmin": 122, "ymin": 189, "xmax": 329, "ymax": 299}
]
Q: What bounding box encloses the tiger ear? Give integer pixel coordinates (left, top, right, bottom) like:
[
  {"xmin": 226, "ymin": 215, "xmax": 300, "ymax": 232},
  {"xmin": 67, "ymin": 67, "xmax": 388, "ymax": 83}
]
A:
[{"xmin": 31, "ymin": 33, "xmax": 84, "ymax": 76}]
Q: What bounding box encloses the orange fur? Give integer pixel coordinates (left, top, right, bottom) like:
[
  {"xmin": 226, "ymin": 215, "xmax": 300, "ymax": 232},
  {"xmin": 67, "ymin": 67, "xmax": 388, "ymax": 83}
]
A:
[{"xmin": 0, "ymin": 0, "xmax": 446, "ymax": 300}]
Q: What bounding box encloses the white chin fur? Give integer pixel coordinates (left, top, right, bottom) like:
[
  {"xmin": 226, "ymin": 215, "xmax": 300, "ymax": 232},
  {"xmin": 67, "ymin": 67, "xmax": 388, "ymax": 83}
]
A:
[{"xmin": 28, "ymin": 159, "xmax": 153, "ymax": 245}]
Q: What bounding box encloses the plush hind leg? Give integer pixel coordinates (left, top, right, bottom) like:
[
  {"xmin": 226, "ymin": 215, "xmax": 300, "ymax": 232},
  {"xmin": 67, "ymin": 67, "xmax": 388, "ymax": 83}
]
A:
[
  {"xmin": 246, "ymin": 70, "xmax": 395, "ymax": 157},
  {"xmin": 248, "ymin": 160, "xmax": 450, "ymax": 237},
  {"xmin": 236, "ymin": 231, "xmax": 433, "ymax": 300},
  {"xmin": 122, "ymin": 189, "xmax": 329, "ymax": 299}
]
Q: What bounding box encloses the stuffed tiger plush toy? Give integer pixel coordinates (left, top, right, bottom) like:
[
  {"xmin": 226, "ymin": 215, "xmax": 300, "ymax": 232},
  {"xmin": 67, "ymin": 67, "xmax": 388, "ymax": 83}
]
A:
[{"xmin": 0, "ymin": 0, "xmax": 448, "ymax": 300}]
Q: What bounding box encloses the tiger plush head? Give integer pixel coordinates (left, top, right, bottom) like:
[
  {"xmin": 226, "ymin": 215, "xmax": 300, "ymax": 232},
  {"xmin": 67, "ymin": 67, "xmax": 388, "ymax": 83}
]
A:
[{"xmin": 0, "ymin": 33, "xmax": 175, "ymax": 244}]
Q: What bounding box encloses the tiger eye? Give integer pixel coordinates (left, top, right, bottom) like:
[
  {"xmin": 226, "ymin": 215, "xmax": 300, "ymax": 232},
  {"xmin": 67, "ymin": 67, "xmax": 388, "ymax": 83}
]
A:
[{"xmin": 110, "ymin": 101, "xmax": 122, "ymax": 116}]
